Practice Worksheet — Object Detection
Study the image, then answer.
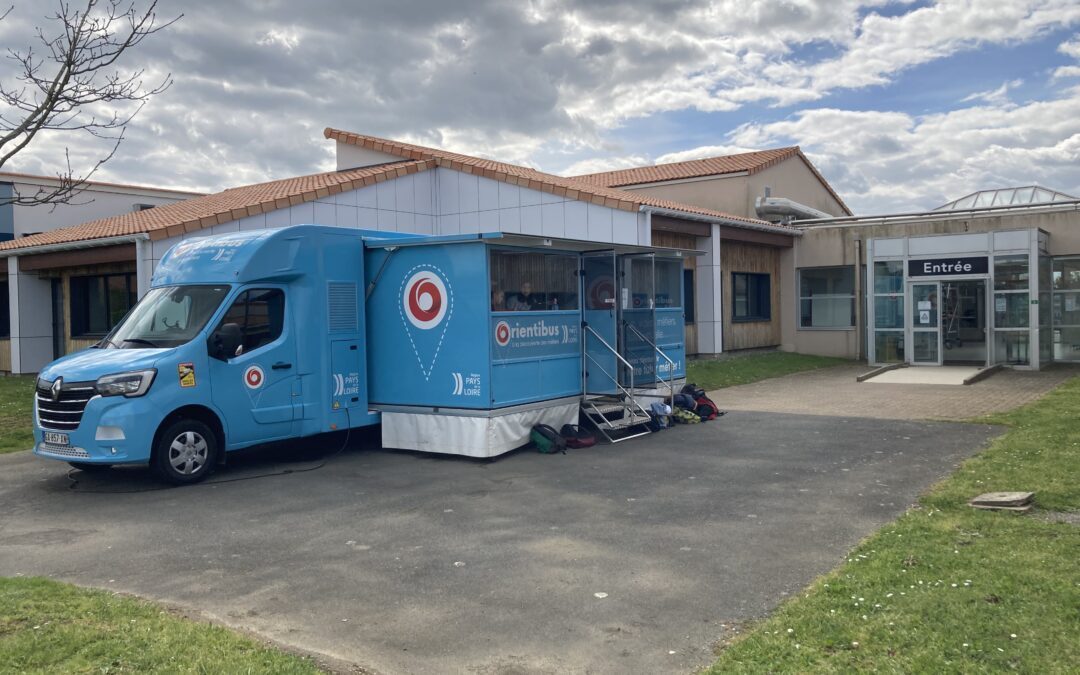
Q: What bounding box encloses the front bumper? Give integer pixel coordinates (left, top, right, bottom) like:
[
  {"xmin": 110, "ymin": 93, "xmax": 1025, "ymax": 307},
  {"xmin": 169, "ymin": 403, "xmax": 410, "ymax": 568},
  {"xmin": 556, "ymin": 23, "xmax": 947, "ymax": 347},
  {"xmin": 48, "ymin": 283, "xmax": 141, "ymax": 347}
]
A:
[{"xmin": 34, "ymin": 393, "xmax": 162, "ymax": 464}]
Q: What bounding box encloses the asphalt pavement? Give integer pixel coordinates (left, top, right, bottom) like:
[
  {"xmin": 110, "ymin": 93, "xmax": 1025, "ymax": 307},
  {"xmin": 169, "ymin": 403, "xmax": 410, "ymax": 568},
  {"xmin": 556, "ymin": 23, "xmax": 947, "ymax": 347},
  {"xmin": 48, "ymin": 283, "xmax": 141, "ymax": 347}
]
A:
[{"xmin": 0, "ymin": 412, "xmax": 1000, "ymax": 674}]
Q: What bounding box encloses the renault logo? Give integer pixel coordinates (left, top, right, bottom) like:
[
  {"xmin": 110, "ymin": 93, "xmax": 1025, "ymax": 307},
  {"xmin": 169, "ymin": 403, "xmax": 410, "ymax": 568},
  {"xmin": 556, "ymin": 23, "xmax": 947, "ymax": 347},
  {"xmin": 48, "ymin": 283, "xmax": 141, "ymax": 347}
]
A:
[{"xmin": 50, "ymin": 377, "xmax": 62, "ymax": 402}]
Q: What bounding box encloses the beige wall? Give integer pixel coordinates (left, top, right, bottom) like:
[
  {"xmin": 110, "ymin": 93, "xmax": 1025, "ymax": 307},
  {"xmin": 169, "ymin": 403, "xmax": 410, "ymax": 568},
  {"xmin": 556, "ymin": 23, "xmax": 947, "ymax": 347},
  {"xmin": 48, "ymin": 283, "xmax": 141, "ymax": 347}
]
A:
[
  {"xmin": 0, "ymin": 338, "xmax": 10, "ymax": 373},
  {"xmin": 621, "ymin": 156, "xmax": 848, "ymax": 222},
  {"xmin": 629, "ymin": 175, "xmax": 752, "ymax": 217},
  {"xmin": 782, "ymin": 206, "xmax": 1080, "ymax": 359},
  {"xmin": 749, "ymin": 159, "xmax": 849, "ymax": 218}
]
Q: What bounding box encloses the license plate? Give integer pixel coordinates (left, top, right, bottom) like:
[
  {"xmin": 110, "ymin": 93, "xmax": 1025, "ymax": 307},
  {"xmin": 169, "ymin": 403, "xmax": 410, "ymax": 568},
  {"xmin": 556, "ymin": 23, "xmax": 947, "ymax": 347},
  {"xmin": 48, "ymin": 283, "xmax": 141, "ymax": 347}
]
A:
[{"xmin": 44, "ymin": 432, "xmax": 69, "ymax": 445}]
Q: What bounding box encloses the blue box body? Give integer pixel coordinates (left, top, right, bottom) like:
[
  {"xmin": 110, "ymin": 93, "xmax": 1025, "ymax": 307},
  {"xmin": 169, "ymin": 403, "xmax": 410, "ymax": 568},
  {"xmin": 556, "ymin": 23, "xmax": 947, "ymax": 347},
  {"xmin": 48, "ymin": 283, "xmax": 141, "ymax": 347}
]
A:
[{"xmin": 365, "ymin": 242, "xmax": 586, "ymax": 409}]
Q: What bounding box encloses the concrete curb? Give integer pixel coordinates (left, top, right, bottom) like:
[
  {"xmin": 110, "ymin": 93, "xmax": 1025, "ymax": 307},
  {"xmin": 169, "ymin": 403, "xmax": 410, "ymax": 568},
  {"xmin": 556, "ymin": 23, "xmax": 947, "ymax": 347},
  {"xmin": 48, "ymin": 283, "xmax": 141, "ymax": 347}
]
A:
[
  {"xmin": 856, "ymin": 362, "xmax": 906, "ymax": 382},
  {"xmin": 963, "ymin": 364, "xmax": 1003, "ymax": 385}
]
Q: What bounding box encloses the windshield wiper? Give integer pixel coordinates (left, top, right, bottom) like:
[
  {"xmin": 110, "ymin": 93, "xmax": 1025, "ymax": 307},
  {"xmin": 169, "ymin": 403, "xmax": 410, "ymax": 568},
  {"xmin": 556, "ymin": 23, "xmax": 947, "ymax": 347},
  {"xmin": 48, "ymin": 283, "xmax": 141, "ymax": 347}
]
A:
[{"xmin": 122, "ymin": 337, "xmax": 160, "ymax": 348}]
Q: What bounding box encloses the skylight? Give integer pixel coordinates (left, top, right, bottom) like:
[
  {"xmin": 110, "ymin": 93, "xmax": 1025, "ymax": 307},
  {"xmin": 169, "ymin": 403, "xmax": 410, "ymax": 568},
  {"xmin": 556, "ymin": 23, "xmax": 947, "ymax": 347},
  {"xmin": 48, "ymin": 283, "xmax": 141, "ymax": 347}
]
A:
[{"xmin": 935, "ymin": 186, "xmax": 1077, "ymax": 211}]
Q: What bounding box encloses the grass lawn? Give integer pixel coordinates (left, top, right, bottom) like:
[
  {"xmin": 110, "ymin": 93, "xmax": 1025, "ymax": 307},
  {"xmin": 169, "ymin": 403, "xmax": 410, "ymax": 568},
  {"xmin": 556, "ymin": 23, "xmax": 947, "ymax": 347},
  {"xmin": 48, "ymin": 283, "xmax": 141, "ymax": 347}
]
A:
[
  {"xmin": 687, "ymin": 352, "xmax": 850, "ymax": 390},
  {"xmin": 0, "ymin": 577, "xmax": 321, "ymax": 674},
  {"xmin": 0, "ymin": 376, "xmax": 35, "ymax": 455},
  {"xmin": 709, "ymin": 375, "xmax": 1080, "ymax": 673}
]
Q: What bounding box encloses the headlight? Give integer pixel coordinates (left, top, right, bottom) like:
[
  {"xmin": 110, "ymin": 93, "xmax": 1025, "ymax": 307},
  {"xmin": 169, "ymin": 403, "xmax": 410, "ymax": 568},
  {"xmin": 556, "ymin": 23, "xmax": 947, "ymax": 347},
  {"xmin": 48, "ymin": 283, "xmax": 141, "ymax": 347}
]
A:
[{"xmin": 95, "ymin": 369, "xmax": 157, "ymax": 398}]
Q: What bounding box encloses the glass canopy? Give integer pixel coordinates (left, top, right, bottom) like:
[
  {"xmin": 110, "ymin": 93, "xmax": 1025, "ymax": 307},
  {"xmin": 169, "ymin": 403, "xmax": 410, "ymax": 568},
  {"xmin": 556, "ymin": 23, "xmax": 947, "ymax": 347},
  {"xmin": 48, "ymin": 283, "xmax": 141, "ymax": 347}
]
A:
[{"xmin": 935, "ymin": 186, "xmax": 1077, "ymax": 211}]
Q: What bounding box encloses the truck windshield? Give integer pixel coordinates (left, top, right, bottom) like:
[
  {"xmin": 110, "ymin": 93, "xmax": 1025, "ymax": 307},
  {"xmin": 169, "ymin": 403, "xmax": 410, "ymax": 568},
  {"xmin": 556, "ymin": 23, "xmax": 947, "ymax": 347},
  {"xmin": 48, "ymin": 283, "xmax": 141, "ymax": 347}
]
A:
[{"xmin": 101, "ymin": 285, "xmax": 230, "ymax": 350}]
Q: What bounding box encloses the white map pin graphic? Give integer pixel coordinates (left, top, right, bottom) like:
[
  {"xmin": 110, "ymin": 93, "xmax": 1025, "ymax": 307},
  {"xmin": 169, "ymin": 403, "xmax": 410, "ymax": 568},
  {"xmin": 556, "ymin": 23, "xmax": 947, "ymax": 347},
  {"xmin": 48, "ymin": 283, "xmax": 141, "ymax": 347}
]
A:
[{"xmin": 398, "ymin": 265, "xmax": 454, "ymax": 380}]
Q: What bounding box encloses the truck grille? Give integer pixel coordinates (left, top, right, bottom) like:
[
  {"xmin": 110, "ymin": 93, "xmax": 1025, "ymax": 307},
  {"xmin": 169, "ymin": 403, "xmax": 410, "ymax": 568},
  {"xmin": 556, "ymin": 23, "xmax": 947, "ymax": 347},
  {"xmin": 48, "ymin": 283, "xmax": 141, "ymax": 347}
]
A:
[{"xmin": 36, "ymin": 380, "xmax": 96, "ymax": 431}]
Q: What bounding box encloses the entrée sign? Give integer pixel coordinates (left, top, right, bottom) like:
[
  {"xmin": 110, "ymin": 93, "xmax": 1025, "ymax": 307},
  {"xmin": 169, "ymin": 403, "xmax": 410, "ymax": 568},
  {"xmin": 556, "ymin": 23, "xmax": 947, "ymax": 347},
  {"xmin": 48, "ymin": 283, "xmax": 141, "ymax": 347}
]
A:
[{"xmin": 907, "ymin": 256, "xmax": 988, "ymax": 277}]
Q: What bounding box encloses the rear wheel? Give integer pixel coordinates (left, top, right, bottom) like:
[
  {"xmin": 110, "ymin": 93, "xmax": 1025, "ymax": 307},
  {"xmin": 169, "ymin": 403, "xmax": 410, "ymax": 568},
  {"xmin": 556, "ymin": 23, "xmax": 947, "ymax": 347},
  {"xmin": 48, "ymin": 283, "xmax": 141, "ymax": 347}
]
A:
[
  {"xmin": 152, "ymin": 419, "xmax": 217, "ymax": 485},
  {"xmin": 68, "ymin": 462, "xmax": 111, "ymax": 472}
]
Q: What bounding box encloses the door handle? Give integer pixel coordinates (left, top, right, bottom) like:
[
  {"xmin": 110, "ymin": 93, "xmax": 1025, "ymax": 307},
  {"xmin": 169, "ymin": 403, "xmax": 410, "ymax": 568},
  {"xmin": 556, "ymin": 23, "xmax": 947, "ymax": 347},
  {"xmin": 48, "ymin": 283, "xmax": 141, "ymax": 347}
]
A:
[{"xmin": 272, "ymin": 362, "xmax": 292, "ymax": 370}]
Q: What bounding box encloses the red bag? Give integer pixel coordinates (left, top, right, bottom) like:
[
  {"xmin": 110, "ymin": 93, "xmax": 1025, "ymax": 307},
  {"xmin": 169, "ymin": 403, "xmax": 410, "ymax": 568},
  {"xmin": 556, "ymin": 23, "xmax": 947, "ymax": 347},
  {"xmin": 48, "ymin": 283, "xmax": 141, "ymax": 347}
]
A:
[
  {"xmin": 561, "ymin": 424, "xmax": 596, "ymax": 448},
  {"xmin": 694, "ymin": 395, "xmax": 721, "ymax": 421}
]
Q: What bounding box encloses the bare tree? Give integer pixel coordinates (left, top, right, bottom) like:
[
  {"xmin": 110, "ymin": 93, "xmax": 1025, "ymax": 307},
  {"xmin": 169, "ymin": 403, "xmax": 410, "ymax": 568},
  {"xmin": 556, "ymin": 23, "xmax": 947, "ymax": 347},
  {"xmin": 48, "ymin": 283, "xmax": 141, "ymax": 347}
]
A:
[{"xmin": 0, "ymin": 1, "xmax": 181, "ymax": 206}]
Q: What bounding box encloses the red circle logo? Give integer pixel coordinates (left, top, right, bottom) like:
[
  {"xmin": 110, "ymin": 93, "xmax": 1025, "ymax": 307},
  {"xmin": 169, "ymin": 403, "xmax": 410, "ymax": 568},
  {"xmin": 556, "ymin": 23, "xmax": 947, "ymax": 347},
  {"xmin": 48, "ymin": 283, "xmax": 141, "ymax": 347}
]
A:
[
  {"xmin": 495, "ymin": 320, "xmax": 511, "ymax": 347},
  {"xmin": 244, "ymin": 365, "xmax": 264, "ymax": 389},
  {"xmin": 403, "ymin": 271, "xmax": 449, "ymax": 329},
  {"xmin": 588, "ymin": 277, "xmax": 615, "ymax": 309}
]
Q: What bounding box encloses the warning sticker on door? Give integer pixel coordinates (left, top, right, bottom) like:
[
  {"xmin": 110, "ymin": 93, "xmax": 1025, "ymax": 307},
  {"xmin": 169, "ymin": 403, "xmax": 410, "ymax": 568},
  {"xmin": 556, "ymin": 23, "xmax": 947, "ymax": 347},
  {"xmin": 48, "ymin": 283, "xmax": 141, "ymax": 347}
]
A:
[{"xmin": 178, "ymin": 362, "xmax": 196, "ymax": 388}]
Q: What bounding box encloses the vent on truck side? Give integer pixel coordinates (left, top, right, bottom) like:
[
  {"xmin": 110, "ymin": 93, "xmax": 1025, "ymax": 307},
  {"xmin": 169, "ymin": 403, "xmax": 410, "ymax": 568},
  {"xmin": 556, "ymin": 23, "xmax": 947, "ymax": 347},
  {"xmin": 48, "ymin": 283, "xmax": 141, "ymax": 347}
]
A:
[{"xmin": 327, "ymin": 282, "xmax": 359, "ymax": 333}]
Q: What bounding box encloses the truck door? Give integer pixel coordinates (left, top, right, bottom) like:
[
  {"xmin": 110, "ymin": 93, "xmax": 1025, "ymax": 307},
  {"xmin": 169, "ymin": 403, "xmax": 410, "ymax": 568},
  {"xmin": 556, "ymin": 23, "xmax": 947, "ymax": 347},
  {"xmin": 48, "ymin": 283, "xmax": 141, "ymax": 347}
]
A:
[{"xmin": 207, "ymin": 287, "xmax": 298, "ymax": 447}]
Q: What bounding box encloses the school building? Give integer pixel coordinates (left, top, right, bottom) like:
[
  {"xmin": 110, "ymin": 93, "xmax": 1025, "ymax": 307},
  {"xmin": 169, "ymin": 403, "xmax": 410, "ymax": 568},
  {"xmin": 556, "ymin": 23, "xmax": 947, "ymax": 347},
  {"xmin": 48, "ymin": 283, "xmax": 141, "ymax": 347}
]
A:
[{"xmin": 1, "ymin": 130, "xmax": 1077, "ymax": 374}]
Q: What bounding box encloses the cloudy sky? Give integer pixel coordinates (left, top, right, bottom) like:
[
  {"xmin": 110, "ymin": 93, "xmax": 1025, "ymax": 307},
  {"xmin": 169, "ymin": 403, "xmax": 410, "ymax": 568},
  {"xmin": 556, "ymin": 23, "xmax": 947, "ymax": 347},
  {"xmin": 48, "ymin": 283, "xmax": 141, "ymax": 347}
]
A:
[{"xmin": 2, "ymin": 0, "xmax": 1080, "ymax": 214}]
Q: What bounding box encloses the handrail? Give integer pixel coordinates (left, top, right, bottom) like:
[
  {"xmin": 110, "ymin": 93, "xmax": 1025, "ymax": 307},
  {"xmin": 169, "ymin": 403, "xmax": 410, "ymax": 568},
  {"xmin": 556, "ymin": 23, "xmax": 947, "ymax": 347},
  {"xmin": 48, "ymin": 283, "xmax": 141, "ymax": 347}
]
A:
[
  {"xmin": 583, "ymin": 324, "xmax": 635, "ymax": 397},
  {"xmin": 624, "ymin": 321, "xmax": 677, "ymax": 403}
]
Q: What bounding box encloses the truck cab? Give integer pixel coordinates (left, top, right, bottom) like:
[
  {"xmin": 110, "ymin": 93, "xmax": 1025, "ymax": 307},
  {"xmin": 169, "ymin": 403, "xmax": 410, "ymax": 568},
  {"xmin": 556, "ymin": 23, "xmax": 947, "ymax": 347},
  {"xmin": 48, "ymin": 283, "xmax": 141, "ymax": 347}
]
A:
[{"xmin": 33, "ymin": 226, "xmax": 378, "ymax": 484}]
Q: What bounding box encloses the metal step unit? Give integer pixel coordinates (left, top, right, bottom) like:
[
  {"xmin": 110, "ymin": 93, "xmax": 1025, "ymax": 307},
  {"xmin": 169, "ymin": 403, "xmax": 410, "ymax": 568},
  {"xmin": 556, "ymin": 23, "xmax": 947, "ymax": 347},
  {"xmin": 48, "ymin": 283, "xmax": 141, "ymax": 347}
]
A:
[
  {"xmin": 579, "ymin": 321, "xmax": 680, "ymax": 445},
  {"xmin": 580, "ymin": 394, "xmax": 653, "ymax": 443}
]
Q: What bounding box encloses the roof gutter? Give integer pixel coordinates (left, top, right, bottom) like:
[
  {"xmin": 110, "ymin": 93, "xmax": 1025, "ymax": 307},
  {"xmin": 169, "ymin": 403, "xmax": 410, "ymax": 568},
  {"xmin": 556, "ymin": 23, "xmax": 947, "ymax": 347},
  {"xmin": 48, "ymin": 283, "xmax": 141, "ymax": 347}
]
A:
[
  {"xmin": 639, "ymin": 205, "xmax": 801, "ymax": 236},
  {"xmin": 0, "ymin": 232, "xmax": 150, "ymax": 258}
]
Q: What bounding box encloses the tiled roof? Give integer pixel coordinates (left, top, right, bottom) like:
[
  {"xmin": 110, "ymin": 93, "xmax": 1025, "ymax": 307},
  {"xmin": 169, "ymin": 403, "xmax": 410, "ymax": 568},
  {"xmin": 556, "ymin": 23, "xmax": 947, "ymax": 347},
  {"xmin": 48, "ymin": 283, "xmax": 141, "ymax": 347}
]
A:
[
  {"xmin": 0, "ymin": 160, "xmax": 433, "ymax": 251},
  {"xmin": 572, "ymin": 147, "xmax": 852, "ymax": 216},
  {"xmin": 324, "ymin": 128, "xmax": 790, "ymax": 231},
  {"xmin": 572, "ymin": 148, "xmax": 800, "ymax": 187}
]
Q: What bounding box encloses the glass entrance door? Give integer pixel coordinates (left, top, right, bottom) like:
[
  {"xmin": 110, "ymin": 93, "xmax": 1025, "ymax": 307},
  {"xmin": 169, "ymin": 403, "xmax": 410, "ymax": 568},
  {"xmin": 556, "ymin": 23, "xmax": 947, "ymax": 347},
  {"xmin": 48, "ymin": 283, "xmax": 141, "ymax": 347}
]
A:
[
  {"xmin": 909, "ymin": 282, "xmax": 941, "ymax": 365},
  {"xmin": 582, "ymin": 251, "xmax": 619, "ymax": 395},
  {"xmin": 941, "ymin": 279, "xmax": 988, "ymax": 366},
  {"xmin": 618, "ymin": 253, "xmax": 656, "ymax": 387}
]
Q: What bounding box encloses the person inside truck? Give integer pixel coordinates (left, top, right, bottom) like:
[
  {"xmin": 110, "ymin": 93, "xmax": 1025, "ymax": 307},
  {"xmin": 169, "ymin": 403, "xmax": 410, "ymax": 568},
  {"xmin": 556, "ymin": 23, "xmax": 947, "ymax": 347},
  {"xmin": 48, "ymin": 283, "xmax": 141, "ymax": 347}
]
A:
[
  {"xmin": 491, "ymin": 289, "xmax": 507, "ymax": 311},
  {"xmin": 509, "ymin": 281, "xmax": 543, "ymax": 311}
]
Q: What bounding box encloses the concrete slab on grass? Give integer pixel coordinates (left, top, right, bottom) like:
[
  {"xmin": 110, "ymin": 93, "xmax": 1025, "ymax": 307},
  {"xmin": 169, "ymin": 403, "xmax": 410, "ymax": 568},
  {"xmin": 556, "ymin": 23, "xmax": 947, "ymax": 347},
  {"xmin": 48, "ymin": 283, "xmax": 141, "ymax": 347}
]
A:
[{"xmin": 866, "ymin": 366, "xmax": 980, "ymax": 385}]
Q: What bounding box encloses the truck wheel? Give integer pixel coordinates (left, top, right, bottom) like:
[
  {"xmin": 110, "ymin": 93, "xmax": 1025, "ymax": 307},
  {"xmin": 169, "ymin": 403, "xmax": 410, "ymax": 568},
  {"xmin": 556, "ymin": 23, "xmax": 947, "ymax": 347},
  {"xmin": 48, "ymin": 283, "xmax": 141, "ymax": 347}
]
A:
[
  {"xmin": 68, "ymin": 462, "xmax": 111, "ymax": 472},
  {"xmin": 152, "ymin": 419, "xmax": 217, "ymax": 485}
]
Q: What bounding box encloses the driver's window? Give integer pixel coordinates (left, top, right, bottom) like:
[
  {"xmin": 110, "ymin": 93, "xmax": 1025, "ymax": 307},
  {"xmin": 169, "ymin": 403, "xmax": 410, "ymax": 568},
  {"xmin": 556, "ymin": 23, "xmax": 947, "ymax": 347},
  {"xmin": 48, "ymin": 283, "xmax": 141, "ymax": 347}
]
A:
[{"xmin": 218, "ymin": 288, "xmax": 286, "ymax": 355}]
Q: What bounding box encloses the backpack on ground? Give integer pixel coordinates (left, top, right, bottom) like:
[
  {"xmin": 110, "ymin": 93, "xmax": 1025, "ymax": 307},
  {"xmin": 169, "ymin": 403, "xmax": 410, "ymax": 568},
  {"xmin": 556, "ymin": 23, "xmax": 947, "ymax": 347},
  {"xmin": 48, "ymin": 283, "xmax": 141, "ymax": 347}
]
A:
[
  {"xmin": 647, "ymin": 401, "xmax": 672, "ymax": 431},
  {"xmin": 672, "ymin": 393, "xmax": 696, "ymax": 410},
  {"xmin": 681, "ymin": 383, "xmax": 707, "ymax": 400},
  {"xmin": 560, "ymin": 424, "xmax": 596, "ymax": 449},
  {"xmin": 694, "ymin": 394, "xmax": 723, "ymax": 421},
  {"xmin": 671, "ymin": 407, "xmax": 701, "ymax": 424},
  {"xmin": 530, "ymin": 424, "xmax": 568, "ymax": 454}
]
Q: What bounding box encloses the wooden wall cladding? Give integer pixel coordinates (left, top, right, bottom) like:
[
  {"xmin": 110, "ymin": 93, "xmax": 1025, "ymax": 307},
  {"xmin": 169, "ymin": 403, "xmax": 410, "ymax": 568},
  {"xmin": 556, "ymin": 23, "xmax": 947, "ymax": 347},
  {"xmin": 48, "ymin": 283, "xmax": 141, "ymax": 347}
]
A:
[{"xmin": 721, "ymin": 241, "xmax": 781, "ymax": 350}]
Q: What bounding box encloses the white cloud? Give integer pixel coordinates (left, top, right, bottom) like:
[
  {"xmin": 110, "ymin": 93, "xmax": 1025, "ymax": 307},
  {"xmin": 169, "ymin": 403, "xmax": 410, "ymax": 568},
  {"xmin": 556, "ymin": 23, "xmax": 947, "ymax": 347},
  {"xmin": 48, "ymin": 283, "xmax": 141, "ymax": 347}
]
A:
[
  {"xmin": 960, "ymin": 79, "xmax": 1023, "ymax": 105},
  {"xmin": 719, "ymin": 86, "xmax": 1080, "ymax": 213},
  {"xmin": 0, "ymin": 0, "xmax": 1077, "ymax": 209},
  {"xmin": 562, "ymin": 154, "xmax": 652, "ymax": 176},
  {"xmin": 1055, "ymin": 34, "xmax": 1080, "ymax": 78},
  {"xmin": 1059, "ymin": 35, "xmax": 1080, "ymax": 58}
]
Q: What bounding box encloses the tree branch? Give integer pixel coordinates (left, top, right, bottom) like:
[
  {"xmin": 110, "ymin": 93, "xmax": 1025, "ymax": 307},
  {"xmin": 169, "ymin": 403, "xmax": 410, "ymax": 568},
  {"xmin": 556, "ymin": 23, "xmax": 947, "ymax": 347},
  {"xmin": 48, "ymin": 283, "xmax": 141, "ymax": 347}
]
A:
[{"xmin": 0, "ymin": 0, "xmax": 181, "ymax": 207}]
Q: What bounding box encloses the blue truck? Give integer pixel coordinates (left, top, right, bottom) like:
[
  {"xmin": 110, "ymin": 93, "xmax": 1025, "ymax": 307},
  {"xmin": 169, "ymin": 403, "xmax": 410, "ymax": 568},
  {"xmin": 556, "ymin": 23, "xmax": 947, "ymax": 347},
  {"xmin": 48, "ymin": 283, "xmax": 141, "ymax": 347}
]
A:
[{"xmin": 33, "ymin": 225, "xmax": 688, "ymax": 483}]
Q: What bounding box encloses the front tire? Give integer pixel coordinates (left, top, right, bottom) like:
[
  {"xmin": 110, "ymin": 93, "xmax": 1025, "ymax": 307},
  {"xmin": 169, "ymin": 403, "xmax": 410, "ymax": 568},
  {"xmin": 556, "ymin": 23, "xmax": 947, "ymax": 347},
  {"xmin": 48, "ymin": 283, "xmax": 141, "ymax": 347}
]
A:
[
  {"xmin": 152, "ymin": 419, "xmax": 217, "ymax": 485},
  {"xmin": 68, "ymin": 462, "xmax": 111, "ymax": 472}
]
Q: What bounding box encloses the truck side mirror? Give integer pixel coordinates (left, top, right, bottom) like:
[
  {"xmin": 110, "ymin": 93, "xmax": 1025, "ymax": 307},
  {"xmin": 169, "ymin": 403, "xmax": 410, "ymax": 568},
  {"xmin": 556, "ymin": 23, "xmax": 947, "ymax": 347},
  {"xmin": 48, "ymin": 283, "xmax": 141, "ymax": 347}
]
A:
[{"xmin": 208, "ymin": 323, "xmax": 243, "ymax": 361}]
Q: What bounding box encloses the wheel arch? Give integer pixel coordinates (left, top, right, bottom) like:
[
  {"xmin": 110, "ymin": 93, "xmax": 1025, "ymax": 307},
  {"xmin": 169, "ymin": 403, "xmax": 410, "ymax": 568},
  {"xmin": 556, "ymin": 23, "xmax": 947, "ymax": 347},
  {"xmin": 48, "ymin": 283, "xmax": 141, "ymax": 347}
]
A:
[{"xmin": 152, "ymin": 405, "xmax": 227, "ymax": 464}]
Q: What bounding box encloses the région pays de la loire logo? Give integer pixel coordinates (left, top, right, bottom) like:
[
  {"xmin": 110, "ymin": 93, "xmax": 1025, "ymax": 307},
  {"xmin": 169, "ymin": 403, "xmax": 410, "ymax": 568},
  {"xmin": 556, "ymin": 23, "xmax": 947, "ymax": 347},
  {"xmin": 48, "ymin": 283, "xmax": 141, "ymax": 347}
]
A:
[{"xmin": 399, "ymin": 265, "xmax": 454, "ymax": 381}]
